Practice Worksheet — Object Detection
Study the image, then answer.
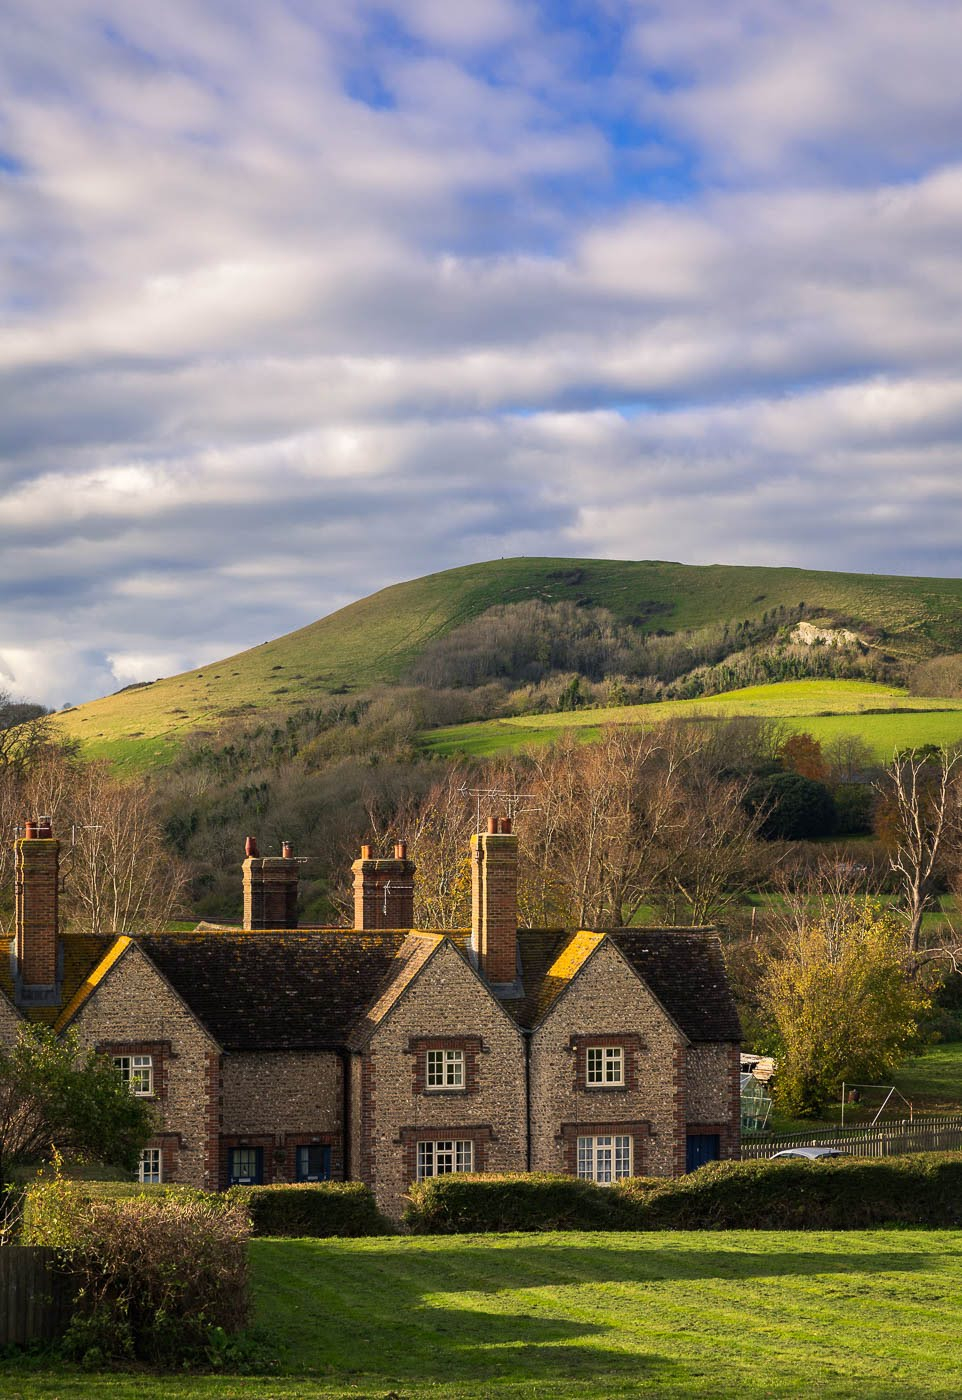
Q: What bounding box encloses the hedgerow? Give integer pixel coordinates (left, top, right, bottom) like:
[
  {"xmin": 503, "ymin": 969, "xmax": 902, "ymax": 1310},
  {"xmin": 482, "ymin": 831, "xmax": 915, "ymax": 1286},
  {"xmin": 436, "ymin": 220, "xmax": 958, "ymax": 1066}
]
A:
[
  {"xmin": 404, "ymin": 1155, "xmax": 962, "ymax": 1234},
  {"xmin": 405, "ymin": 1172, "xmax": 640, "ymax": 1234},
  {"xmin": 226, "ymin": 1182, "xmax": 390, "ymax": 1237}
]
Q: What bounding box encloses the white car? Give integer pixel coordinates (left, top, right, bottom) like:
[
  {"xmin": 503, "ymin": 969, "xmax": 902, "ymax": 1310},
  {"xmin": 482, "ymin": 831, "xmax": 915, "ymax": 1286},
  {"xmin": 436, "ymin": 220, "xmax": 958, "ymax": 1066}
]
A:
[{"xmin": 770, "ymin": 1146, "xmax": 846, "ymax": 1160}]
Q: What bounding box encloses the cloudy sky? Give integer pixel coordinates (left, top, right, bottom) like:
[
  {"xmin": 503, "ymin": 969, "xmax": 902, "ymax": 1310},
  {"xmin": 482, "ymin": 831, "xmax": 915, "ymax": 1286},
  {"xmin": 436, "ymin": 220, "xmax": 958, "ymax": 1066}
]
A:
[{"xmin": 3, "ymin": 1, "xmax": 962, "ymax": 707}]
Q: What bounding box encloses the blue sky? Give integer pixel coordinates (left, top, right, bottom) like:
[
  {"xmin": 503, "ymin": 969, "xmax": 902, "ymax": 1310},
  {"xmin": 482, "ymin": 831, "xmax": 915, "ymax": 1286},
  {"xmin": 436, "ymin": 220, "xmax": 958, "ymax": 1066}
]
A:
[{"xmin": 2, "ymin": 0, "xmax": 962, "ymax": 706}]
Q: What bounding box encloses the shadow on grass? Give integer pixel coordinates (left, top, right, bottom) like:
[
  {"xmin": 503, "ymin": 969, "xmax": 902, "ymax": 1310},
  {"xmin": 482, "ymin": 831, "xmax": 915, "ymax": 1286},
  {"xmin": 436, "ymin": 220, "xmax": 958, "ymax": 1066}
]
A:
[{"xmin": 250, "ymin": 1237, "xmax": 937, "ymax": 1387}]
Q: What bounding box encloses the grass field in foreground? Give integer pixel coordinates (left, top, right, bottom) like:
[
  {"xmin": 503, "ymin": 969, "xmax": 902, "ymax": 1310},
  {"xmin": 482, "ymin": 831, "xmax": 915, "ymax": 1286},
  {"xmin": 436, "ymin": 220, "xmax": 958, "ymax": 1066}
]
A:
[
  {"xmin": 4, "ymin": 1229, "xmax": 962, "ymax": 1399},
  {"xmin": 419, "ymin": 680, "xmax": 962, "ymax": 759}
]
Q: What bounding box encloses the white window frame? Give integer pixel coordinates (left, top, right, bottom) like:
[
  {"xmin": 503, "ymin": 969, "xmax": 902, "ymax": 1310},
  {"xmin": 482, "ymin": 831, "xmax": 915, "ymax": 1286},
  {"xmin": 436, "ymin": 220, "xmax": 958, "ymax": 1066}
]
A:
[
  {"xmin": 138, "ymin": 1147, "xmax": 162, "ymax": 1184},
  {"xmin": 576, "ymin": 1134, "xmax": 633, "ymax": 1184},
  {"xmin": 114, "ymin": 1053, "xmax": 154, "ymax": 1096},
  {"xmin": 425, "ymin": 1048, "xmax": 465, "ymax": 1090},
  {"xmin": 586, "ymin": 1045, "xmax": 625, "ymax": 1087},
  {"xmin": 416, "ymin": 1139, "xmax": 474, "ymax": 1180}
]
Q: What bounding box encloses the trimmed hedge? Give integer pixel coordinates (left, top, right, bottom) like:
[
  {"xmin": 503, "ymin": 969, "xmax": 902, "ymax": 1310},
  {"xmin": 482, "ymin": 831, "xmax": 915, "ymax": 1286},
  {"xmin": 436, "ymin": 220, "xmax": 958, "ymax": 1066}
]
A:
[
  {"xmin": 620, "ymin": 1153, "xmax": 962, "ymax": 1230},
  {"xmin": 405, "ymin": 1172, "xmax": 639, "ymax": 1234},
  {"xmin": 403, "ymin": 1155, "xmax": 962, "ymax": 1234},
  {"xmin": 226, "ymin": 1182, "xmax": 391, "ymax": 1237}
]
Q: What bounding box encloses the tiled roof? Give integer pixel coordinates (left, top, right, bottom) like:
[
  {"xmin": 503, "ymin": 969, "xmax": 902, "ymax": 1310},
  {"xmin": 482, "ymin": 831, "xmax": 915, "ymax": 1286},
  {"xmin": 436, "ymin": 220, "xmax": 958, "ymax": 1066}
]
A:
[
  {"xmin": 608, "ymin": 928, "xmax": 742, "ymax": 1042},
  {"xmin": 492, "ymin": 927, "xmax": 740, "ymax": 1041},
  {"xmin": 55, "ymin": 936, "xmax": 132, "ymax": 1031},
  {"xmin": 0, "ymin": 932, "xmax": 114, "ymax": 1028},
  {"xmin": 137, "ymin": 930, "xmax": 427, "ymax": 1050}
]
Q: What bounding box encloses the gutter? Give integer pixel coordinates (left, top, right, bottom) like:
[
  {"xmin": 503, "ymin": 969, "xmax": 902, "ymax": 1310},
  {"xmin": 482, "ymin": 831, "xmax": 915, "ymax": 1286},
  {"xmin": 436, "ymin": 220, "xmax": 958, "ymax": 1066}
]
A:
[{"xmin": 340, "ymin": 1047, "xmax": 352, "ymax": 1180}]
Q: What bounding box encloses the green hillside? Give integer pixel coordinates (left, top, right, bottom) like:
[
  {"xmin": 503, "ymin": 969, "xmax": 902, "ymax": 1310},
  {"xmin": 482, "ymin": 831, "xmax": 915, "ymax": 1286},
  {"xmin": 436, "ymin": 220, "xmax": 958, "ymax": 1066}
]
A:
[
  {"xmin": 52, "ymin": 557, "xmax": 962, "ymax": 771},
  {"xmin": 419, "ymin": 679, "xmax": 962, "ymax": 760}
]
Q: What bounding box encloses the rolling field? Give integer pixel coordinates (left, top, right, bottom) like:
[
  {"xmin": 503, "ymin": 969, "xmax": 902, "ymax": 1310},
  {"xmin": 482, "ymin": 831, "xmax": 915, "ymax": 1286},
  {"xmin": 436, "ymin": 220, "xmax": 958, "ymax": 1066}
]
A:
[
  {"xmin": 419, "ymin": 680, "xmax": 962, "ymax": 760},
  {"xmin": 4, "ymin": 1229, "xmax": 962, "ymax": 1398},
  {"xmin": 48, "ymin": 556, "xmax": 962, "ymax": 773}
]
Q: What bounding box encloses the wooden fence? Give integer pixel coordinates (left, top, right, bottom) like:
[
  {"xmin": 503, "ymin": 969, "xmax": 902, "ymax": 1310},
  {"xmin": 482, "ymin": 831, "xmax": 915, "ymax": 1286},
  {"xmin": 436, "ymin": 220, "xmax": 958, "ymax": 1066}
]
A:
[
  {"xmin": 0, "ymin": 1246, "xmax": 72, "ymax": 1346},
  {"xmin": 741, "ymin": 1113, "xmax": 962, "ymax": 1160}
]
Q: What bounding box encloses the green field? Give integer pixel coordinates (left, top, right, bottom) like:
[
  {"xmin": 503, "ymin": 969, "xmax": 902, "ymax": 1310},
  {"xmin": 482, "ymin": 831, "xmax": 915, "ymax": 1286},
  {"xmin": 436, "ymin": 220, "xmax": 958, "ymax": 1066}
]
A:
[
  {"xmin": 49, "ymin": 557, "xmax": 962, "ymax": 772},
  {"xmin": 419, "ymin": 680, "xmax": 962, "ymax": 760},
  {"xmin": 4, "ymin": 1229, "xmax": 962, "ymax": 1398}
]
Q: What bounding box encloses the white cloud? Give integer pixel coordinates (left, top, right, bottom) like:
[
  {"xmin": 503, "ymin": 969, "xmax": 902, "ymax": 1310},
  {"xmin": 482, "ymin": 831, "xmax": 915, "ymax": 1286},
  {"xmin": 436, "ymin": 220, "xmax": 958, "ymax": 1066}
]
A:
[{"xmin": 1, "ymin": 1, "xmax": 962, "ymax": 707}]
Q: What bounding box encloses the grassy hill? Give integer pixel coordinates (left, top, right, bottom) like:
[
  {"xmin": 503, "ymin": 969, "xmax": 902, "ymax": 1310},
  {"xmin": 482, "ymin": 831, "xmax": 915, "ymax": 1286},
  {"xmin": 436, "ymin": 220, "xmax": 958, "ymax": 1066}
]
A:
[
  {"xmin": 52, "ymin": 557, "xmax": 962, "ymax": 771},
  {"xmin": 419, "ymin": 679, "xmax": 962, "ymax": 760}
]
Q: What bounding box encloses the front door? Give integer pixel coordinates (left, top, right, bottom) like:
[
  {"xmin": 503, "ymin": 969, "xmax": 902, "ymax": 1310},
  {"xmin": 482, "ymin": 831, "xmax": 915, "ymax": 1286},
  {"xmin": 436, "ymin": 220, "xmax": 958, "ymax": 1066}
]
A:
[{"xmin": 686, "ymin": 1133, "xmax": 720, "ymax": 1172}]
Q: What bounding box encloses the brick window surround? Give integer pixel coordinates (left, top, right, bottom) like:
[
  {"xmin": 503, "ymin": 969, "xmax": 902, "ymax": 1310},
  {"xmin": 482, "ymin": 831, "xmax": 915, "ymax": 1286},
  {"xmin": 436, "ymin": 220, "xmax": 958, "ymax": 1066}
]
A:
[
  {"xmin": 281, "ymin": 1132, "xmax": 343, "ymax": 1182},
  {"xmin": 219, "ymin": 1134, "xmax": 275, "ymax": 1188},
  {"xmin": 140, "ymin": 1132, "xmax": 180, "ymax": 1183},
  {"xmin": 569, "ymin": 1035, "xmax": 643, "ymax": 1093},
  {"xmin": 408, "ymin": 1036, "xmax": 484, "ymax": 1095},
  {"xmin": 98, "ymin": 1040, "xmax": 170, "ymax": 1102},
  {"xmin": 398, "ymin": 1124, "xmax": 494, "ymax": 1183},
  {"xmin": 558, "ymin": 1120, "xmax": 650, "ymax": 1177}
]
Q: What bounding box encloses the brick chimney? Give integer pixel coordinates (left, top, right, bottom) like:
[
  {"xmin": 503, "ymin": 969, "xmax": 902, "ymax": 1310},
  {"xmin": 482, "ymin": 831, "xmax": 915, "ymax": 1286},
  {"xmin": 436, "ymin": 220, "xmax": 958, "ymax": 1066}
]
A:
[
  {"xmin": 242, "ymin": 836, "xmax": 299, "ymax": 929},
  {"xmin": 15, "ymin": 817, "xmax": 59, "ymax": 990},
  {"xmin": 471, "ymin": 816, "xmax": 518, "ymax": 984},
  {"xmin": 352, "ymin": 842, "xmax": 415, "ymax": 929}
]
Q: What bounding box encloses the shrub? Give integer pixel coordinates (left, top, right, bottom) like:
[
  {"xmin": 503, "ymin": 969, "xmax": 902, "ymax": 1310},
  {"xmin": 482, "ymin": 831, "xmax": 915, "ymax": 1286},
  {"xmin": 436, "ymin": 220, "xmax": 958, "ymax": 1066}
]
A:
[
  {"xmin": 226, "ymin": 1182, "xmax": 390, "ymax": 1237},
  {"xmin": 747, "ymin": 771, "xmax": 837, "ymax": 839},
  {"xmin": 407, "ymin": 1157, "xmax": 962, "ymax": 1235},
  {"xmin": 405, "ymin": 1172, "xmax": 641, "ymax": 1233},
  {"xmin": 23, "ymin": 1174, "xmax": 250, "ymax": 1365},
  {"xmin": 617, "ymin": 1153, "xmax": 962, "ymax": 1230}
]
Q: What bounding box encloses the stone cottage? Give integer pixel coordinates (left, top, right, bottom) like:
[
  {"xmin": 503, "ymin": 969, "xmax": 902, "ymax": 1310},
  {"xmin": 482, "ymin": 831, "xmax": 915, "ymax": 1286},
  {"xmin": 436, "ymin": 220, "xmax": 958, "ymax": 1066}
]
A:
[{"xmin": 1, "ymin": 816, "xmax": 741, "ymax": 1215}]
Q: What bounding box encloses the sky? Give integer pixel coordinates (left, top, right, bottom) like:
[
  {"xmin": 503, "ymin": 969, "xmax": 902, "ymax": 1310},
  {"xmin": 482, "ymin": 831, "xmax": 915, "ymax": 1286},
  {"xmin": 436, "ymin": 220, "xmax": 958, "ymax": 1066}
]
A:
[{"xmin": 3, "ymin": 0, "xmax": 962, "ymax": 708}]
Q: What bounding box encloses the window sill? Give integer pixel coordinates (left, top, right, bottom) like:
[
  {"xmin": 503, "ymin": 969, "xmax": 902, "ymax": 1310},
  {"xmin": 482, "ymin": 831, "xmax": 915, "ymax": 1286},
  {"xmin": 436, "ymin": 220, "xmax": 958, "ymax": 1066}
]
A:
[{"xmin": 583, "ymin": 1084, "xmax": 628, "ymax": 1092}]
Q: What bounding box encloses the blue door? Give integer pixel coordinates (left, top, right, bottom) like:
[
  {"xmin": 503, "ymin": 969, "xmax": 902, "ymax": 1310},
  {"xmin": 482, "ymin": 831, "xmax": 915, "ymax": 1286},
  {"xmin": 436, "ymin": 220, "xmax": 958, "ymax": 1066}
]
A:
[
  {"xmin": 686, "ymin": 1134, "xmax": 720, "ymax": 1172},
  {"xmin": 296, "ymin": 1144, "xmax": 331, "ymax": 1182}
]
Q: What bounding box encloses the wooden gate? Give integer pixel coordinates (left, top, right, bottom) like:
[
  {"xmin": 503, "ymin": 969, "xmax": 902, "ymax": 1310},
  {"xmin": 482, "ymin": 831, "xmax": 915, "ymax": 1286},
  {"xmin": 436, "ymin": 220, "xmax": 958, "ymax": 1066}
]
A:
[{"xmin": 0, "ymin": 1246, "xmax": 72, "ymax": 1346}]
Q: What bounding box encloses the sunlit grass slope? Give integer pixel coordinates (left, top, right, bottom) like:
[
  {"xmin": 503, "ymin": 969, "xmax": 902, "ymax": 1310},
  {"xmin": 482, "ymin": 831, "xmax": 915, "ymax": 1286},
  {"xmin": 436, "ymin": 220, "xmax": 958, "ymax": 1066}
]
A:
[
  {"xmin": 420, "ymin": 679, "xmax": 962, "ymax": 760},
  {"xmin": 5, "ymin": 1230, "xmax": 962, "ymax": 1398},
  {"xmin": 51, "ymin": 556, "xmax": 962, "ymax": 773}
]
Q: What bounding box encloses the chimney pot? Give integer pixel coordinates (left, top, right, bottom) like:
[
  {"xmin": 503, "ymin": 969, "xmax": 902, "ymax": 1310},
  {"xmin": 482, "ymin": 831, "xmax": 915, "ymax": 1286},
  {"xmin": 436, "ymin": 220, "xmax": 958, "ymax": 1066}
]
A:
[
  {"xmin": 245, "ymin": 834, "xmax": 259, "ymax": 858},
  {"xmin": 499, "ymin": 816, "xmax": 512, "ymax": 834},
  {"xmin": 394, "ymin": 840, "xmax": 406, "ymax": 860},
  {"xmin": 361, "ymin": 843, "xmax": 373, "ymax": 860},
  {"xmin": 24, "ymin": 821, "xmax": 37, "ymax": 840},
  {"xmin": 282, "ymin": 841, "xmax": 293, "ymax": 859},
  {"xmin": 487, "ymin": 816, "xmax": 498, "ymax": 834}
]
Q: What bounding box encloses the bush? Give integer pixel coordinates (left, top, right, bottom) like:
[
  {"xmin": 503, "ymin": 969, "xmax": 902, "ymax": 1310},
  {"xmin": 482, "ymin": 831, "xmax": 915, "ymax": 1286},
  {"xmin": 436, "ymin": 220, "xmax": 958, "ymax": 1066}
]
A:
[
  {"xmin": 226, "ymin": 1182, "xmax": 390, "ymax": 1237},
  {"xmin": 23, "ymin": 1174, "xmax": 250, "ymax": 1365},
  {"xmin": 406, "ymin": 1156, "xmax": 962, "ymax": 1235},
  {"xmin": 617, "ymin": 1153, "xmax": 962, "ymax": 1230},
  {"xmin": 405, "ymin": 1172, "xmax": 640, "ymax": 1233},
  {"xmin": 747, "ymin": 771, "xmax": 837, "ymax": 840}
]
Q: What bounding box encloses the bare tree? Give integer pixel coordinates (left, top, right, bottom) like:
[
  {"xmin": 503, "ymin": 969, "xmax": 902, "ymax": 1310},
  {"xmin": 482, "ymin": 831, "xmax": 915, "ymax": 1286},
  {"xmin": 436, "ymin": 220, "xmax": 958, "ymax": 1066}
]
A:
[
  {"xmin": 876, "ymin": 748, "xmax": 962, "ymax": 966},
  {"xmin": 664, "ymin": 770, "xmax": 772, "ymax": 926}
]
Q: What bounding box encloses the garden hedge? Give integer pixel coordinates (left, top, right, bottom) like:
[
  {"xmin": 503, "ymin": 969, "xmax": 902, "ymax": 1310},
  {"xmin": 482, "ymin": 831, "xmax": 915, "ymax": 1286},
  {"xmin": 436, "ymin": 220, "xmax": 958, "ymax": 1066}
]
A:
[
  {"xmin": 405, "ymin": 1172, "xmax": 640, "ymax": 1233},
  {"xmin": 404, "ymin": 1155, "xmax": 962, "ymax": 1233},
  {"xmin": 226, "ymin": 1182, "xmax": 390, "ymax": 1237}
]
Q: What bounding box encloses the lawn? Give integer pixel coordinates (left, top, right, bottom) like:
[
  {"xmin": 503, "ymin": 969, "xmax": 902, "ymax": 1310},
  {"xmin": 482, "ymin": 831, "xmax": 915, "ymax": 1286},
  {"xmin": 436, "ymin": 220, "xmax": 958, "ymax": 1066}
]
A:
[
  {"xmin": 419, "ymin": 680, "xmax": 962, "ymax": 760},
  {"xmin": 5, "ymin": 1229, "xmax": 962, "ymax": 1398}
]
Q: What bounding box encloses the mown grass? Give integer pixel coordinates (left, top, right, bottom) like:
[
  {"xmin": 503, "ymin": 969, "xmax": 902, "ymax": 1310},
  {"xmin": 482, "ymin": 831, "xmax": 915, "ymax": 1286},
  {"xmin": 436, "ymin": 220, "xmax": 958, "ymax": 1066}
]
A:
[
  {"xmin": 895, "ymin": 1042, "xmax": 962, "ymax": 1111},
  {"xmin": 4, "ymin": 1229, "xmax": 962, "ymax": 1398},
  {"xmin": 50, "ymin": 557, "xmax": 962, "ymax": 773},
  {"xmin": 420, "ymin": 679, "xmax": 962, "ymax": 760}
]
